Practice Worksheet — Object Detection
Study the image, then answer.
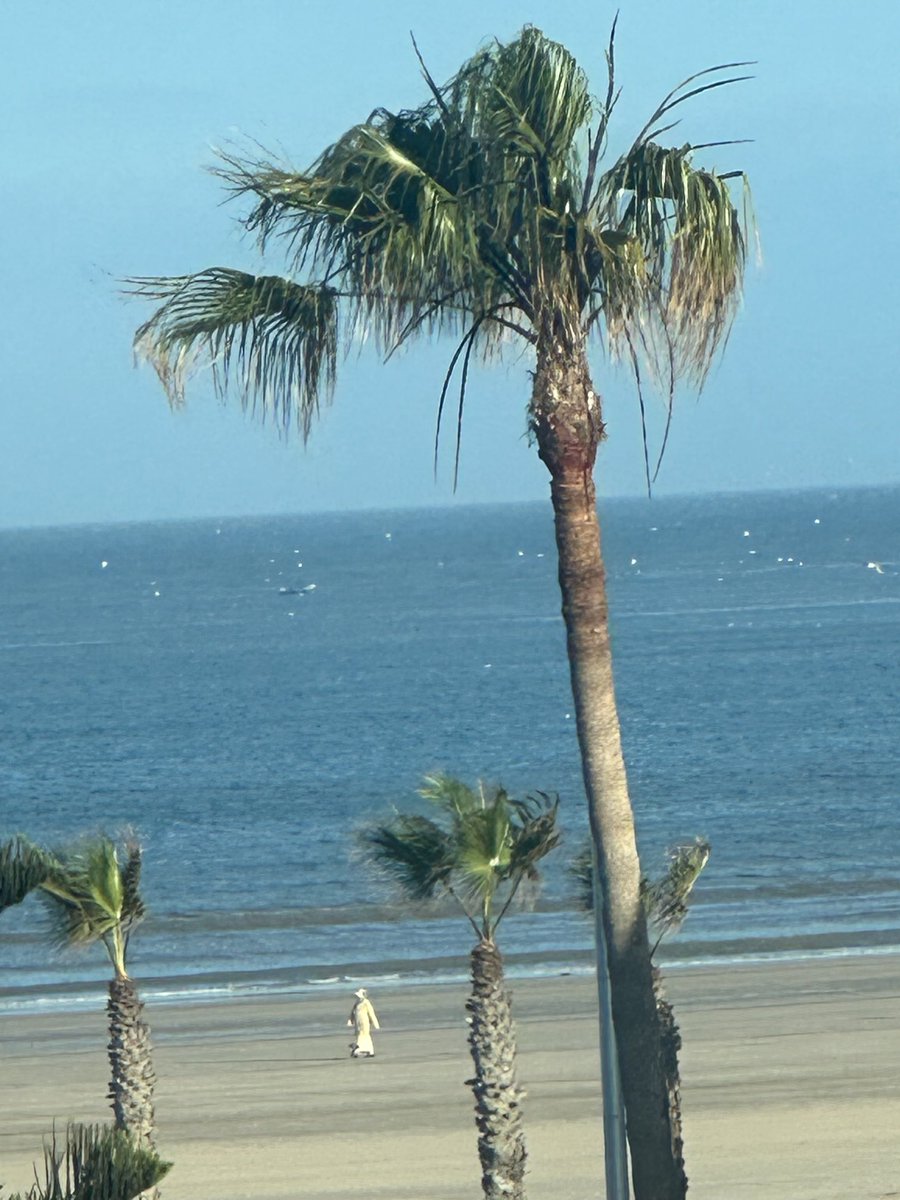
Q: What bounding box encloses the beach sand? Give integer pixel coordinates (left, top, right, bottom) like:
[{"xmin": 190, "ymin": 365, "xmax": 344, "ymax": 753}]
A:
[{"xmin": 2, "ymin": 955, "xmax": 898, "ymax": 1199}]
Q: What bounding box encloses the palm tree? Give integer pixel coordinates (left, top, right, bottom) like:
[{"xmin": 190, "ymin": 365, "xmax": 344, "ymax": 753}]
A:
[
  {"xmin": 362, "ymin": 775, "xmax": 560, "ymax": 1200},
  {"xmin": 130, "ymin": 25, "xmax": 750, "ymax": 1197},
  {"xmin": 38, "ymin": 836, "xmax": 157, "ymax": 1146},
  {"xmin": 0, "ymin": 836, "xmax": 57, "ymax": 915},
  {"xmin": 5, "ymin": 1123, "xmax": 170, "ymax": 1200}
]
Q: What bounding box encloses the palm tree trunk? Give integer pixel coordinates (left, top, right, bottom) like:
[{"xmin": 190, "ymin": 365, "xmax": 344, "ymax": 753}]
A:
[
  {"xmin": 107, "ymin": 975, "xmax": 156, "ymax": 1146},
  {"xmin": 654, "ymin": 966, "xmax": 686, "ymax": 1185},
  {"xmin": 466, "ymin": 938, "xmax": 527, "ymax": 1200},
  {"xmin": 531, "ymin": 341, "xmax": 686, "ymax": 1200}
]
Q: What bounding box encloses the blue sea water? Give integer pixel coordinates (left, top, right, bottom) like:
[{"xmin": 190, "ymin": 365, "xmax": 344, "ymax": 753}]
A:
[{"xmin": 1, "ymin": 486, "xmax": 898, "ymax": 1013}]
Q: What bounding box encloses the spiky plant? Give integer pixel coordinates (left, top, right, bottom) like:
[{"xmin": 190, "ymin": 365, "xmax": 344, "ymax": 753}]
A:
[
  {"xmin": 0, "ymin": 837, "xmax": 58, "ymax": 915},
  {"xmin": 362, "ymin": 775, "xmax": 560, "ymax": 1200},
  {"xmin": 4, "ymin": 1123, "xmax": 169, "ymax": 1200},
  {"xmin": 39, "ymin": 838, "xmax": 156, "ymax": 1146},
  {"xmin": 131, "ymin": 25, "xmax": 751, "ymax": 1197}
]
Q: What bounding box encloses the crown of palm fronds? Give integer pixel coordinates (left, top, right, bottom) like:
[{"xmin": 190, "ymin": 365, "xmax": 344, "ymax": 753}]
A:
[
  {"xmin": 361, "ymin": 775, "xmax": 560, "ymax": 938},
  {"xmin": 38, "ymin": 836, "xmax": 146, "ymax": 978},
  {"xmin": 0, "ymin": 836, "xmax": 58, "ymax": 914},
  {"xmin": 570, "ymin": 837, "xmax": 710, "ymax": 956},
  {"xmin": 8, "ymin": 1123, "xmax": 170, "ymax": 1200},
  {"xmin": 130, "ymin": 24, "xmax": 752, "ymax": 477}
]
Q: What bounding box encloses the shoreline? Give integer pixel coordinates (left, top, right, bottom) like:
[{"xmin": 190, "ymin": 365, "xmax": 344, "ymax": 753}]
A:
[
  {"xmin": 3, "ymin": 938, "xmax": 900, "ymax": 1018},
  {"xmin": 1, "ymin": 953, "xmax": 898, "ymax": 1199}
]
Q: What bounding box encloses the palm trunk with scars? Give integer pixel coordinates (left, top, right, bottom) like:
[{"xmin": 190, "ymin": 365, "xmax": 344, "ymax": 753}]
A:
[
  {"xmin": 107, "ymin": 974, "xmax": 157, "ymax": 1146},
  {"xmin": 466, "ymin": 938, "xmax": 527, "ymax": 1200},
  {"xmin": 531, "ymin": 341, "xmax": 687, "ymax": 1200}
]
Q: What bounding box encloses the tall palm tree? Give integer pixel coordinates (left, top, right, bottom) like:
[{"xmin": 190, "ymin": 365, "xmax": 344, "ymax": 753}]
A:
[
  {"xmin": 38, "ymin": 836, "xmax": 156, "ymax": 1146},
  {"xmin": 362, "ymin": 775, "xmax": 560, "ymax": 1200},
  {"xmin": 130, "ymin": 25, "xmax": 750, "ymax": 1197}
]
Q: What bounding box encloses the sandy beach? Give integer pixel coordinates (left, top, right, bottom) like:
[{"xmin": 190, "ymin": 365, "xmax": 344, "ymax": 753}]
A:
[{"xmin": 2, "ymin": 955, "xmax": 898, "ymax": 1200}]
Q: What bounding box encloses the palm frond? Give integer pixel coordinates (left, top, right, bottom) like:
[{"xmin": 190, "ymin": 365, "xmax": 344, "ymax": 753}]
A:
[
  {"xmin": 569, "ymin": 842, "xmax": 595, "ymax": 914},
  {"xmin": 362, "ymin": 776, "xmax": 560, "ymax": 935},
  {"xmin": 10, "ymin": 1123, "xmax": 170, "ymax": 1200},
  {"xmin": 507, "ymin": 791, "xmax": 561, "ymax": 879},
  {"xmin": 454, "ymin": 790, "xmax": 512, "ymax": 909},
  {"xmin": 629, "ymin": 61, "xmax": 754, "ymax": 154},
  {"xmin": 130, "ymin": 269, "xmax": 338, "ymax": 437},
  {"xmin": 0, "ymin": 836, "xmax": 57, "ymax": 914},
  {"xmin": 419, "ymin": 773, "xmax": 481, "ymax": 821},
  {"xmin": 570, "ymin": 837, "xmax": 709, "ymax": 952},
  {"xmin": 360, "ymin": 814, "xmax": 454, "ymax": 901},
  {"xmin": 213, "ymin": 116, "xmax": 493, "ymax": 354},
  {"xmin": 37, "ymin": 836, "xmax": 145, "ymax": 977},
  {"xmin": 643, "ymin": 839, "xmax": 711, "ymax": 949},
  {"xmin": 581, "ymin": 15, "xmax": 621, "ymax": 212},
  {"xmin": 119, "ymin": 841, "xmax": 144, "ymax": 927},
  {"xmin": 593, "ymin": 139, "xmax": 747, "ymax": 388},
  {"xmin": 132, "ymin": 24, "xmax": 752, "ymax": 467},
  {"xmin": 478, "ymin": 26, "xmax": 592, "ymax": 179}
]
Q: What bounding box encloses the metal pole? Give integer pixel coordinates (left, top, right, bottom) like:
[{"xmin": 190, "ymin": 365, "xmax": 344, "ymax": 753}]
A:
[{"xmin": 593, "ymin": 856, "xmax": 630, "ymax": 1200}]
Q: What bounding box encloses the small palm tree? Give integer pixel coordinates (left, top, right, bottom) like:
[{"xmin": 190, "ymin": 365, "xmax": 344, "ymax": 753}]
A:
[
  {"xmin": 0, "ymin": 836, "xmax": 57, "ymax": 915},
  {"xmin": 5, "ymin": 1123, "xmax": 170, "ymax": 1200},
  {"xmin": 573, "ymin": 838, "xmax": 711, "ymax": 1190},
  {"xmin": 38, "ymin": 837, "xmax": 156, "ymax": 1146},
  {"xmin": 362, "ymin": 775, "xmax": 560, "ymax": 1200}
]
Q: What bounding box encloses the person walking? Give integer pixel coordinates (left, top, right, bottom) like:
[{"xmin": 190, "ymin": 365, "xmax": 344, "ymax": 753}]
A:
[{"xmin": 347, "ymin": 988, "xmax": 380, "ymax": 1058}]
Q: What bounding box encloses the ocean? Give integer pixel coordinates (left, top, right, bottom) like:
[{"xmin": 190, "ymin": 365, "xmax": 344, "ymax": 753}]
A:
[{"xmin": 1, "ymin": 486, "xmax": 898, "ymax": 1014}]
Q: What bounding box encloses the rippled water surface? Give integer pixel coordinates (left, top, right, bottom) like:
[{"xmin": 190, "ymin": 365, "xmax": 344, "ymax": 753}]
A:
[{"xmin": 1, "ymin": 487, "xmax": 897, "ymax": 1009}]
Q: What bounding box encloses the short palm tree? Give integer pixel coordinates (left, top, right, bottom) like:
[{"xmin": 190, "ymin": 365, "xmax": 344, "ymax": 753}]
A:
[
  {"xmin": 573, "ymin": 838, "xmax": 711, "ymax": 1191},
  {"xmin": 362, "ymin": 775, "xmax": 560, "ymax": 1200},
  {"xmin": 38, "ymin": 836, "xmax": 156, "ymax": 1146},
  {"xmin": 130, "ymin": 25, "xmax": 750, "ymax": 1197}
]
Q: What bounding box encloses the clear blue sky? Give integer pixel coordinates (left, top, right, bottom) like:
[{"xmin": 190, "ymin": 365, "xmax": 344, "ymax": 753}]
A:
[{"xmin": 3, "ymin": 0, "xmax": 898, "ymax": 528}]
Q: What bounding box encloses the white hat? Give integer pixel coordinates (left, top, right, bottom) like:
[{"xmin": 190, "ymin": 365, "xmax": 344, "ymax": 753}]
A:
[{"xmin": 353, "ymin": 988, "xmax": 367, "ymax": 999}]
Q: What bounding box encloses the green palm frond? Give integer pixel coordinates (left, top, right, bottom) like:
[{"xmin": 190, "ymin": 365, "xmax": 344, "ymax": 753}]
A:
[
  {"xmin": 215, "ymin": 113, "xmax": 512, "ymax": 355},
  {"xmin": 454, "ymin": 790, "xmax": 513, "ymax": 910},
  {"xmin": 38, "ymin": 836, "xmax": 146, "ymax": 977},
  {"xmin": 134, "ymin": 24, "xmax": 751, "ymax": 463},
  {"xmin": 119, "ymin": 841, "xmax": 144, "ymax": 926},
  {"xmin": 595, "ymin": 140, "xmax": 746, "ymax": 385},
  {"xmin": 0, "ymin": 836, "xmax": 58, "ymax": 914},
  {"xmin": 361, "ymin": 777, "xmax": 560, "ymax": 937},
  {"xmin": 419, "ymin": 773, "xmax": 482, "ymax": 821},
  {"xmin": 569, "ymin": 842, "xmax": 595, "ymax": 914},
  {"xmin": 481, "ymin": 27, "xmax": 592, "ymax": 170},
  {"xmin": 569, "ymin": 837, "xmax": 710, "ymax": 955},
  {"xmin": 507, "ymin": 792, "xmax": 561, "ymax": 879},
  {"xmin": 9, "ymin": 1123, "xmax": 170, "ymax": 1200},
  {"xmin": 361, "ymin": 814, "xmax": 455, "ymax": 901},
  {"xmin": 130, "ymin": 269, "xmax": 338, "ymax": 436},
  {"xmin": 643, "ymin": 839, "xmax": 711, "ymax": 949}
]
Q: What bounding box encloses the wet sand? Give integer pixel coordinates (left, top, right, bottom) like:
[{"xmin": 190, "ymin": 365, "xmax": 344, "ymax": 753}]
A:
[{"xmin": 1, "ymin": 955, "xmax": 898, "ymax": 1199}]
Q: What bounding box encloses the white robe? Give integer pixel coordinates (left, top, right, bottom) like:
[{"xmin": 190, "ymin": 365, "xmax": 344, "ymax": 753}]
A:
[{"xmin": 349, "ymin": 997, "xmax": 380, "ymax": 1055}]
